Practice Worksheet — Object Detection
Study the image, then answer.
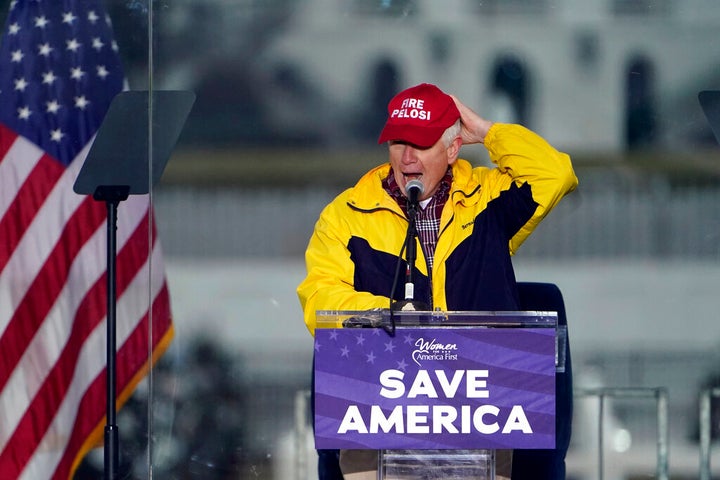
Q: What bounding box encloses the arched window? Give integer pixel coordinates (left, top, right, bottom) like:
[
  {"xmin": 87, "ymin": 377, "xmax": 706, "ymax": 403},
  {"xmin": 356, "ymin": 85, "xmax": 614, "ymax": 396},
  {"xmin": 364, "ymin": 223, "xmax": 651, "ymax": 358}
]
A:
[
  {"xmin": 363, "ymin": 58, "xmax": 400, "ymax": 141},
  {"xmin": 489, "ymin": 55, "xmax": 530, "ymax": 125},
  {"xmin": 625, "ymin": 55, "xmax": 657, "ymax": 149}
]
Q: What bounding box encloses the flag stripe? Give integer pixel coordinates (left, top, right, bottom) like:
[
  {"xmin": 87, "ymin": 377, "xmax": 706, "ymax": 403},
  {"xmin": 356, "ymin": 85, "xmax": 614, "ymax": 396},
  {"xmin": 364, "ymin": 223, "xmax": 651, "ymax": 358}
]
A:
[
  {"xmin": 0, "ymin": 152, "xmax": 65, "ymax": 272},
  {"xmin": 0, "ymin": 127, "xmax": 49, "ymax": 225},
  {"xmin": 54, "ymin": 249, "xmax": 172, "ymax": 480},
  {"xmin": 0, "ymin": 195, "xmax": 150, "ymax": 453},
  {"xmin": 0, "ymin": 215, "xmax": 106, "ymax": 451},
  {"xmin": 59, "ymin": 289, "xmax": 173, "ymax": 480},
  {"xmin": 0, "ymin": 160, "xmax": 139, "ymax": 395},
  {"xmin": 1, "ymin": 214, "xmax": 162, "ymax": 477},
  {"xmin": 0, "ymin": 154, "xmax": 89, "ymax": 333},
  {"xmin": 0, "ymin": 194, "xmax": 103, "ymax": 390},
  {"xmin": 0, "ymin": 124, "xmax": 17, "ymax": 163}
]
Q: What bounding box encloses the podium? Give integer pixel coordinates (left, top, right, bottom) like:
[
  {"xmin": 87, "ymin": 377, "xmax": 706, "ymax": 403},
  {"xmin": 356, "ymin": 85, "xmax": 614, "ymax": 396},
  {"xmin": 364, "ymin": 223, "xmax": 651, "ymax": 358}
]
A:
[{"xmin": 313, "ymin": 309, "xmax": 566, "ymax": 480}]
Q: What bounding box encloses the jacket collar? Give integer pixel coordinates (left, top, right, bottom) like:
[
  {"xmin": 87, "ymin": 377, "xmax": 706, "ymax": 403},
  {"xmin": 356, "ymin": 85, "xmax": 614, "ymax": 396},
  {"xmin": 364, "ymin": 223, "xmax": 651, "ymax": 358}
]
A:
[
  {"xmin": 346, "ymin": 164, "xmax": 400, "ymax": 213},
  {"xmin": 448, "ymin": 158, "xmax": 482, "ymax": 204}
]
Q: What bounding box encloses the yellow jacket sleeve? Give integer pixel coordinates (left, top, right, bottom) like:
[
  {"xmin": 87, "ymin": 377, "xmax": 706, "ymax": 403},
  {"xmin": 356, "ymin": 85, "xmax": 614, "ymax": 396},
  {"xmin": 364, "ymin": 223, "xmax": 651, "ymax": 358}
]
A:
[
  {"xmin": 297, "ymin": 192, "xmax": 390, "ymax": 336},
  {"xmin": 484, "ymin": 123, "xmax": 578, "ymax": 253}
]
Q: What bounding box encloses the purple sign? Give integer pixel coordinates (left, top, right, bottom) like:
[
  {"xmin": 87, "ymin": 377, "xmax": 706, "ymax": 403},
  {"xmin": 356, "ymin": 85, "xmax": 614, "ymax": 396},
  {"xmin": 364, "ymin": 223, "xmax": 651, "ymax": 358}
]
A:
[{"xmin": 314, "ymin": 327, "xmax": 555, "ymax": 450}]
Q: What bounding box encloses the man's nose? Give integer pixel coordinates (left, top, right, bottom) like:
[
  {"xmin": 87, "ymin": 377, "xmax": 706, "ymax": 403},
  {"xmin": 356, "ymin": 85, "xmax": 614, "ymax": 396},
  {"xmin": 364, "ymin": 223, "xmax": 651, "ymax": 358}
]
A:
[{"xmin": 401, "ymin": 145, "xmax": 418, "ymax": 164}]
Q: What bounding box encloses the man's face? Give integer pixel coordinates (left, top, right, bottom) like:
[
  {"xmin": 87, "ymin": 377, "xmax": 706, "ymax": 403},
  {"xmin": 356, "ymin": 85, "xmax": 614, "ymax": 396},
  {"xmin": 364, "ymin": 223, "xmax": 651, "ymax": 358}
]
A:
[{"xmin": 388, "ymin": 136, "xmax": 460, "ymax": 200}]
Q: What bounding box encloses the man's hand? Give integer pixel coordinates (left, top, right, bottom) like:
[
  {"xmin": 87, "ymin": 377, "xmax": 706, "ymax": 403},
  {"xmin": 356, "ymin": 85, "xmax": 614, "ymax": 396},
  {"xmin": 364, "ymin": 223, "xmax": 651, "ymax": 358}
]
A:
[{"xmin": 450, "ymin": 95, "xmax": 494, "ymax": 144}]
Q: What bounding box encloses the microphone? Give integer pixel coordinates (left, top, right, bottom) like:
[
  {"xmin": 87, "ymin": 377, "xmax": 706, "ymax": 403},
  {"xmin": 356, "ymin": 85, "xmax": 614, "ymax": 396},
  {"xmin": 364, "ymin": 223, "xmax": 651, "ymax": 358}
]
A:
[{"xmin": 406, "ymin": 179, "xmax": 424, "ymax": 205}]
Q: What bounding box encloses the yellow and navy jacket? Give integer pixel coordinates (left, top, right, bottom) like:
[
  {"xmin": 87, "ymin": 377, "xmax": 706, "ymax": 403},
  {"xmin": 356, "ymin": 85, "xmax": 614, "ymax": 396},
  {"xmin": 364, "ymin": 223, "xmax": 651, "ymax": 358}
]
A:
[{"xmin": 298, "ymin": 123, "xmax": 578, "ymax": 335}]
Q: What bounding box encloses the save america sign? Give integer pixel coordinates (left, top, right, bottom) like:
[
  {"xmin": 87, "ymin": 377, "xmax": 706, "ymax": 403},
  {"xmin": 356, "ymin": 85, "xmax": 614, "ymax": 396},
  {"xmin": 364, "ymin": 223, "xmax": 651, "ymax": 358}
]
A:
[{"xmin": 314, "ymin": 327, "xmax": 556, "ymax": 450}]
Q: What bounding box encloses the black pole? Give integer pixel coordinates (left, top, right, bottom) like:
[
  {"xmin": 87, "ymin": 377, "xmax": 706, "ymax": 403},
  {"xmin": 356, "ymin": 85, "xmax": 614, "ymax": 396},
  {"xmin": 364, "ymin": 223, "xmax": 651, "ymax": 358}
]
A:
[
  {"xmin": 94, "ymin": 186, "xmax": 129, "ymax": 480},
  {"xmin": 104, "ymin": 198, "xmax": 119, "ymax": 480}
]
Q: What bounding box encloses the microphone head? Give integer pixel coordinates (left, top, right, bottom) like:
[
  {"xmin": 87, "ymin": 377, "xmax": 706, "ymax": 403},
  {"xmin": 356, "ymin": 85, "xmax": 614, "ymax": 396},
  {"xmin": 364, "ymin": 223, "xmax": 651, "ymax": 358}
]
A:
[{"xmin": 405, "ymin": 179, "xmax": 424, "ymax": 202}]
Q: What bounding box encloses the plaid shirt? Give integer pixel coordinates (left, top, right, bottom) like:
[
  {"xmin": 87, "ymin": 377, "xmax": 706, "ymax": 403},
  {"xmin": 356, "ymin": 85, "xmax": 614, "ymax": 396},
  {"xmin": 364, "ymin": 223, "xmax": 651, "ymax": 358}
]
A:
[{"xmin": 383, "ymin": 168, "xmax": 452, "ymax": 270}]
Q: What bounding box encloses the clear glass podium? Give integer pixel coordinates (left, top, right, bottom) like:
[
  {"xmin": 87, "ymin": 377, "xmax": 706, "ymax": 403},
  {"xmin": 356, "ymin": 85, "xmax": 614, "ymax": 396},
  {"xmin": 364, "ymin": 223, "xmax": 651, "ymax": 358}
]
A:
[{"xmin": 314, "ymin": 310, "xmax": 565, "ymax": 480}]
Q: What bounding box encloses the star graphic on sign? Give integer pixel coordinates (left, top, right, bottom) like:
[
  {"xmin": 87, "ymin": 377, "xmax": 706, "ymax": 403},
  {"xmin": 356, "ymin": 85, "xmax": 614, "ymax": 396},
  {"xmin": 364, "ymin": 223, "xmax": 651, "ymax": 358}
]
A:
[
  {"xmin": 329, "ymin": 330, "xmax": 339, "ymax": 341},
  {"xmin": 366, "ymin": 351, "xmax": 376, "ymax": 364},
  {"xmin": 355, "ymin": 333, "xmax": 365, "ymax": 346},
  {"xmin": 340, "ymin": 346, "xmax": 350, "ymax": 357},
  {"xmin": 396, "ymin": 359, "xmax": 408, "ymax": 371},
  {"xmin": 314, "ymin": 341, "xmax": 322, "ymax": 352},
  {"xmin": 384, "ymin": 341, "xmax": 395, "ymax": 353},
  {"xmin": 403, "ymin": 333, "xmax": 415, "ymax": 345}
]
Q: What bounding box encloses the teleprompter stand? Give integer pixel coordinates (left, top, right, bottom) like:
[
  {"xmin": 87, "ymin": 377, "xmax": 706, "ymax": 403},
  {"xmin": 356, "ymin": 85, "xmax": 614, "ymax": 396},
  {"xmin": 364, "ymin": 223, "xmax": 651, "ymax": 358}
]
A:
[{"xmin": 73, "ymin": 90, "xmax": 195, "ymax": 480}]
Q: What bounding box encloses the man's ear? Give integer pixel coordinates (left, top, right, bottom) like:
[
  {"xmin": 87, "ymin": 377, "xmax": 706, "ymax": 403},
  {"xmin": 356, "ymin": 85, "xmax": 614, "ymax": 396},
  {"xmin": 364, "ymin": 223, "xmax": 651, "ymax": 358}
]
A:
[{"xmin": 446, "ymin": 136, "xmax": 462, "ymax": 164}]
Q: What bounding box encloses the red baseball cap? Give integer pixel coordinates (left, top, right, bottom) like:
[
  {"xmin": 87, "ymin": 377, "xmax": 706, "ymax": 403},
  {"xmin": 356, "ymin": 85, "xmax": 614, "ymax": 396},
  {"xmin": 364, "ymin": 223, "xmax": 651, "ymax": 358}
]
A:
[{"xmin": 377, "ymin": 83, "xmax": 460, "ymax": 148}]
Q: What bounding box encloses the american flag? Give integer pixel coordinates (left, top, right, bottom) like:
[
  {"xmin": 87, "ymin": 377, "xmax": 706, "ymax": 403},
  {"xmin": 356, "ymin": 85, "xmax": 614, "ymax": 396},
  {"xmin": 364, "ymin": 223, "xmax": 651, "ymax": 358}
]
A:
[{"xmin": 0, "ymin": 1, "xmax": 173, "ymax": 478}]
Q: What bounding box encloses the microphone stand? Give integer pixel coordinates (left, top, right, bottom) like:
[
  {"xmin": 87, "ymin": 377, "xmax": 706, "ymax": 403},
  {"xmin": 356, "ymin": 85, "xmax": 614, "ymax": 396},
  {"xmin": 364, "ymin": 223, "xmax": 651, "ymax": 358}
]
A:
[
  {"xmin": 391, "ymin": 195, "xmax": 429, "ymax": 314},
  {"xmin": 404, "ymin": 199, "xmax": 420, "ymax": 303},
  {"xmin": 387, "ymin": 179, "xmax": 428, "ymax": 335}
]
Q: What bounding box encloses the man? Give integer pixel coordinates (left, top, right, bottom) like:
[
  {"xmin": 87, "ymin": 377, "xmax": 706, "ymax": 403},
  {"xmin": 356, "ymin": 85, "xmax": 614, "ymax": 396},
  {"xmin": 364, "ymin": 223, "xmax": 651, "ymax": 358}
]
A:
[{"xmin": 297, "ymin": 83, "xmax": 578, "ymax": 479}]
